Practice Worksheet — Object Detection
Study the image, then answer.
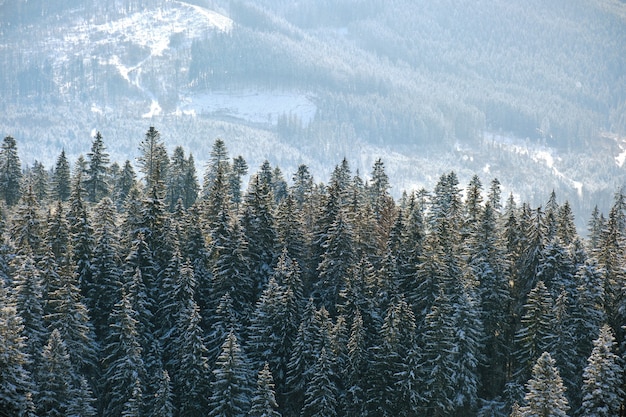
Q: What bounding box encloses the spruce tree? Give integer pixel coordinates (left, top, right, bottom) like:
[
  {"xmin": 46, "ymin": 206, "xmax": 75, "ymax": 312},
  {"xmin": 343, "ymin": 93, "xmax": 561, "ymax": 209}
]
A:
[
  {"xmin": 53, "ymin": 149, "xmax": 71, "ymax": 202},
  {"xmin": 12, "ymin": 254, "xmax": 47, "ymax": 374},
  {"xmin": 113, "ymin": 160, "xmax": 137, "ymax": 209},
  {"xmin": 0, "ymin": 281, "xmax": 35, "ymax": 415},
  {"xmin": 10, "ymin": 185, "xmax": 43, "ymax": 257},
  {"xmin": 208, "ymin": 330, "xmax": 252, "ymax": 417},
  {"xmin": 171, "ymin": 302, "xmax": 210, "ymax": 417},
  {"xmin": 102, "ymin": 289, "xmax": 146, "ymax": 417},
  {"xmin": 28, "ymin": 160, "xmax": 49, "ymax": 202},
  {"xmin": 514, "ymin": 281, "xmax": 557, "ymax": 389},
  {"xmin": 579, "ymin": 324, "xmax": 624, "ymax": 417},
  {"xmin": 85, "ymin": 131, "xmax": 110, "ymax": 202},
  {"xmin": 301, "ymin": 347, "xmax": 338, "ymax": 417},
  {"xmin": 249, "ymin": 362, "xmax": 281, "ymax": 417},
  {"xmin": 0, "ymin": 135, "xmax": 22, "ymax": 206},
  {"xmin": 36, "ymin": 329, "xmax": 74, "ymax": 417},
  {"xmin": 519, "ymin": 352, "xmax": 569, "ymax": 417},
  {"xmin": 315, "ymin": 209, "xmax": 355, "ymax": 315},
  {"xmin": 138, "ymin": 126, "xmax": 168, "ymax": 190},
  {"xmin": 203, "ymin": 138, "xmax": 231, "ymax": 199}
]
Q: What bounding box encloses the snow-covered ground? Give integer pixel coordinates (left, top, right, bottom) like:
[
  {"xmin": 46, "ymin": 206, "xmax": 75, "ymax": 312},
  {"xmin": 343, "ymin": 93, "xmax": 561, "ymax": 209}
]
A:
[
  {"xmin": 177, "ymin": 90, "xmax": 317, "ymax": 126},
  {"xmin": 486, "ymin": 132, "xmax": 583, "ymax": 197}
]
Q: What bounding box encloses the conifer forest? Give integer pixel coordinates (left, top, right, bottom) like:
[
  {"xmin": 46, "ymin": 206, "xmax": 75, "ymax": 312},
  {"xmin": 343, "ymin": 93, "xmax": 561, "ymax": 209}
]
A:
[{"xmin": 0, "ymin": 128, "xmax": 625, "ymax": 417}]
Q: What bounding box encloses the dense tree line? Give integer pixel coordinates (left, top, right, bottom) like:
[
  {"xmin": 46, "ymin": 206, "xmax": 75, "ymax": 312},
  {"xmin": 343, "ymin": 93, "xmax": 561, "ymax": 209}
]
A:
[{"xmin": 0, "ymin": 130, "xmax": 625, "ymax": 417}]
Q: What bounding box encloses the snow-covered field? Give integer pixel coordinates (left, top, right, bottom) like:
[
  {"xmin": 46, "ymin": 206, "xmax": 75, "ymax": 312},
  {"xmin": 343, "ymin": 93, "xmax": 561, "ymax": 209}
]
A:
[{"xmin": 177, "ymin": 91, "xmax": 317, "ymax": 126}]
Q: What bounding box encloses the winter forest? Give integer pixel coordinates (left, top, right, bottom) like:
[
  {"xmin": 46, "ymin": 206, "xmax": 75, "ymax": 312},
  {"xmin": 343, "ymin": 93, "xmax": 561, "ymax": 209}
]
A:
[{"xmin": 0, "ymin": 128, "xmax": 624, "ymax": 417}]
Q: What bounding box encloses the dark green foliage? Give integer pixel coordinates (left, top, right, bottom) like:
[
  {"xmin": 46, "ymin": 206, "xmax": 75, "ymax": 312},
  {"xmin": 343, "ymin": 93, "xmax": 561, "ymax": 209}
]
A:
[
  {"xmin": 36, "ymin": 329, "xmax": 74, "ymax": 417},
  {"xmin": 53, "ymin": 150, "xmax": 71, "ymax": 202},
  {"xmin": 519, "ymin": 352, "xmax": 569, "ymax": 417},
  {"xmin": 208, "ymin": 330, "xmax": 252, "ymax": 417},
  {"xmin": 85, "ymin": 132, "xmax": 110, "ymax": 203},
  {"xmin": 0, "ymin": 135, "xmax": 22, "ymax": 207},
  {"xmin": 0, "ymin": 135, "xmax": 625, "ymax": 416},
  {"xmin": 249, "ymin": 363, "xmax": 281, "ymax": 417}
]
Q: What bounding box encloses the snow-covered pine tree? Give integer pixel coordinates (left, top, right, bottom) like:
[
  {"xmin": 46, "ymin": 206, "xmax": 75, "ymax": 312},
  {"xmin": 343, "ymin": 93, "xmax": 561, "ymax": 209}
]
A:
[
  {"xmin": 208, "ymin": 330, "xmax": 253, "ymax": 417},
  {"xmin": 513, "ymin": 281, "xmax": 556, "ymax": 387},
  {"xmin": 102, "ymin": 289, "xmax": 146, "ymax": 417},
  {"xmin": 52, "ymin": 149, "xmax": 71, "ymax": 202},
  {"xmin": 519, "ymin": 352, "xmax": 569, "ymax": 417},
  {"xmin": 301, "ymin": 347, "xmax": 338, "ymax": 417},
  {"xmin": 0, "ymin": 135, "xmax": 22, "ymax": 206},
  {"xmin": 171, "ymin": 302, "xmax": 210, "ymax": 417},
  {"xmin": 315, "ymin": 207, "xmax": 355, "ymax": 315},
  {"xmin": 579, "ymin": 324, "xmax": 624, "ymax": 417},
  {"xmin": 12, "ymin": 254, "xmax": 47, "ymax": 374},
  {"xmin": 248, "ymin": 275, "xmax": 299, "ymax": 402},
  {"xmin": 44, "ymin": 261, "xmax": 98, "ymax": 385},
  {"xmin": 36, "ymin": 329, "xmax": 74, "ymax": 417},
  {"xmin": 10, "ymin": 185, "xmax": 43, "ymax": 257},
  {"xmin": 249, "ymin": 362, "xmax": 281, "ymax": 417},
  {"xmin": 0, "ymin": 280, "xmax": 36, "ymax": 415},
  {"xmin": 84, "ymin": 131, "xmax": 110, "ymax": 203}
]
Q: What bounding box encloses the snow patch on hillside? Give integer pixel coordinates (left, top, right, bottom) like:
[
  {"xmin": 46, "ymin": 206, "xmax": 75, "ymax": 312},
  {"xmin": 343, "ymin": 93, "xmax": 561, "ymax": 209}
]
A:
[
  {"xmin": 179, "ymin": 90, "xmax": 317, "ymax": 126},
  {"xmin": 89, "ymin": 3, "xmax": 232, "ymax": 57},
  {"xmin": 487, "ymin": 132, "xmax": 583, "ymax": 197}
]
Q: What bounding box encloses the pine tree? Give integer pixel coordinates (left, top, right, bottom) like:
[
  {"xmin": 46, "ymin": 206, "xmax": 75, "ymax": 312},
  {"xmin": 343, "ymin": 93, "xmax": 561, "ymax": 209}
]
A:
[
  {"xmin": 66, "ymin": 376, "xmax": 97, "ymax": 417},
  {"xmin": 0, "ymin": 135, "xmax": 22, "ymax": 206},
  {"xmin": 0, "ymin": 281, "xmax": 35, "ymax": 415},
  {"xmin": 240, "ymin": 168, "xmax": 277, "ymax": 297},
  {"xmin": 113, "ymin": 160, "xmax": 137, "ymax": 209},
  {"xmin": 28, "ymin": 160, "xmax": 49, "ymax": 202},
  {"xmin": 519, "ymin": 352, "xmax": 569, "ymax": 417},
  {"xmin": 203, "ymin": 138, "xmax": 231, "ymax": 199},
  {"xmin": 138, "ymin": 126, "xmax": 168, "ymax": 190},
  {"xmin": 418, "ymin": 289, "xmax": 457, "ymax": 416},
  {"xmin": 171, "ymin": 302, "xmax": 211, "ymax": 417},
  {"xmin": 152, "ymin": 370, "xmax": 175, "ymax": 417},
  {"xmin": 85, "ymin": 131, "xmax": 110, "ymax": 202},
  {"xmin": 367, "ymin": 296, "xmax": 420, "ymax": 417},
  {"xmin": 206, "ymin": 292, "xmax": 241, "ymax": 368},
  {"xmin": 469, "ymin": 202, "xmax": 512, "ymax": 399},
  {"xmin": 579, "ymin": 324, "xmax": 624, "ymax": 417},
  {"xmin": 10, "ymin": 185, "xmax": 43, "ymax": 257},
  {"xmin": 229, "ymin": 155, "xmax": 248, "ymax": 209},
  {"xmin": 67, "ymin": 168, "xmax": 95, "ymax": 300},
  {"xmin": 12, "ymin": 254, "xmax": 46, "ymax": 365},
  {"xmin": 344, "ymin": 309, "xmax": 368, "ymax": 417},
  {"xmin": 46, "ymin": 200, "xmax": 71, "ymax": 266},
  {"xmin": 36, "ymin": 329, "xmax": 74, "ymax": 417},
  {"xmin": 208, "ymin": 330, "xmax": 252, "ymax": 417},
  {"xmin": 514, "ymin": 281, "xmax": 557, "ymax": 391},
  {"xmin": 285, "ymin": 300, "xmax": 328, "ymax": 414},
  {"xmin": 88, "ymin": 198, "xmax": 123, "ymax": 341},
  {"xmin": 53, "ymin": 149, "xmax": 71, "ymax": 202},
  {"xmin": 102, "ymin": 290, "xmax": 147, "ymax": 417},
  {"xmin": 572, "ymin": 259, "xmax": 606, "ymax": 362},
  {"xmin": 315, "ymin": 209, "xmax": 355, "ymax": 315},
  {"xmin": 301, "ymin": 347, "xmax": 338, "ymax": 417},
  {"xmin": 44, "ymin": 262, "xmax": 98, "ymax": 384},
  {"xmin": 248, "ymin": 274, "xmax": 299, "ymax": 399},
  {"xmin": 249, "ymin": 363, "xmax": 281, "ymax": 417}
]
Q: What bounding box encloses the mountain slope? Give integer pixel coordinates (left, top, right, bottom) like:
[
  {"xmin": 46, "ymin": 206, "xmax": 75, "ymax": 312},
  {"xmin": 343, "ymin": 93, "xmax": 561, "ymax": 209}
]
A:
[{"xmin": 0, "ymin": 0, "xmax": 625, "ymax": 229}]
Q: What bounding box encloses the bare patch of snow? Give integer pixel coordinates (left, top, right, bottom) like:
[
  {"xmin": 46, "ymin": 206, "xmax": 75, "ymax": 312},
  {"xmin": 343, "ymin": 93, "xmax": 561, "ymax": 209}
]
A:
[
  {"xmin": 179, "ymin": 90, "xmax": 317, "ymax": 126},
  {"xmin": 616, "ymin": 150, "xmax": 626, "ymax": 167},
  {"xmin": 143, "ymin": 100, "xmax": 162, "ymax": 118},
  {"xmin": 487, "ymin": 131, "xmax": 584, "ymax": 197}
]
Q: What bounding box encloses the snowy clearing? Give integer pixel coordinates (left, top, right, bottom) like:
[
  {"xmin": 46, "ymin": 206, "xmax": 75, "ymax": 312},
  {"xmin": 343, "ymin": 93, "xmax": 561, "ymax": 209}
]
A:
[{"xmin": 178, "ymin": 90, "xmax": 317, "ymax": 126}]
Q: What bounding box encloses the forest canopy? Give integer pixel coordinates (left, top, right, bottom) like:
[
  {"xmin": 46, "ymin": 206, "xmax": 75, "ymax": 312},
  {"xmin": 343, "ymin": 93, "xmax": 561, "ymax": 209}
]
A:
[{"xmin": 0, "ymin": 130, "xmax": 624, "ymax": 416}]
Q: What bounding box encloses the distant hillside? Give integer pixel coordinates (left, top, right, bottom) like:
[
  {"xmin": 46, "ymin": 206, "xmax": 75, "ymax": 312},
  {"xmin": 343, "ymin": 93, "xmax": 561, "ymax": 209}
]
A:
[{"xmin": 0, "ymin": 0, "xmax": 625, "ymax": 229}]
